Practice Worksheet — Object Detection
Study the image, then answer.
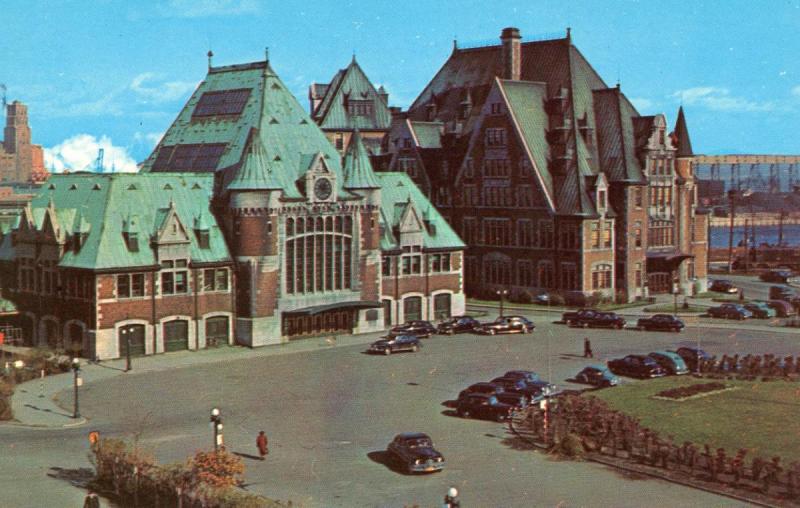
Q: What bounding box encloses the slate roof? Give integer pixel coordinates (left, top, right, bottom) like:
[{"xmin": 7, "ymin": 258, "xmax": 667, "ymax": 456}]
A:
[
  {"xmin": 376, "ymin": 172, "xmax": 464, "ymax": 251},
  {"xmin": 227, "ymin": 131, "xmax": 283, "ymax": 191},
  {"xmin": 342, "ymin": 129, "xmax": 380, "ymax": 189},
  {"xmin": 593, "ymin": 87, "xmax": 646, "ymax": 184},
  {"xmin": 141, "ymin": 59, "xmax": 344, "ymax": 198},
  {"xmin": 673, "ymin": 106, "xmax": 693, "ymax": 158},
  {"xmin": 311, "ymin": 57, "xmax": 392, "ymax": 131},
  {"xmin": 0, "ymin": 173, "xmax": 231, "ymax": 270}
]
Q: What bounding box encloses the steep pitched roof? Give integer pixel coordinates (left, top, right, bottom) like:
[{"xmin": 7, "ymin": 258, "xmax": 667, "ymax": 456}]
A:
[
  {"xmin": 0, "ymin": 173, "xmax": 231, "ymax": 269},
  {"xmin": 342, "ymin": 129, "xmax": 380, "ymax": 189},
  {"xmin": 311, "ymin": 57, "xmax": 392, "ymax": 131},
  {"xmin": 376, "ymin": 172, "xmax": 464, "ymax": 251},
  {"xmin": 593, "ymin": 87, "xmax": 645, "ymax": 183},
  {"xmin": 673, "ymin": 106, "xmax": 693, "ymax": 158},
  {"xmin": 408, "ymin": 121, "xmax": 443, "ymax": 148},
  {"xmin": 227, "ymin": 131, "xmax": 283, "ymax": 191}
]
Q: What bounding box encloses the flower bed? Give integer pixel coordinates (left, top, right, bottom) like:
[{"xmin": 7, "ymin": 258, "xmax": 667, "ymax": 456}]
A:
[{"xmin": 654, "ymin": 382, "xmax": 727, "ymax": 400}]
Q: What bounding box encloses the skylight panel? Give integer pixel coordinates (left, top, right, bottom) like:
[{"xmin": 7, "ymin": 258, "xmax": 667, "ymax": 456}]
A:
[{"xmin": 192, "ymin": 88, "xmax": 252, "ymax": 118}]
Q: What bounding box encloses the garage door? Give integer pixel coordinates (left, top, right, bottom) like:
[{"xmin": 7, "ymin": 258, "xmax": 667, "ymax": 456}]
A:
[
  {"xmin": 163, "ymin": 320, "xmax": 189, "ymax": 352},
  {"xmin": 404, "ymin": 296, "xmax": 422, "ymax": 322},
  {"xmin": 118, "ymin": 324, "xmax": 146, "ymax": 357},
  {"xmin": 434, "ymin": 293, "xmax": 451, "ymax": 320},
  {"xmin": 205, "ymin": 316, "xmax": 229, "ymax": 348}
]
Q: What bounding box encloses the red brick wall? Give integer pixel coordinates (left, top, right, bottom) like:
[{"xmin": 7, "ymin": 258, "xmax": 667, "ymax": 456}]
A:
[{"xmin": 234, "ymin": 216, "xmax": 270, "ymax": 256}]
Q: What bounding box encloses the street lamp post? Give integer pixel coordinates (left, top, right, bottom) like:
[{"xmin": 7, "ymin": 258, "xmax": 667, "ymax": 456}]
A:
[
  {"xmin": 727, "ymin": 189, "xmax": 737, "ymax": 273},
  {"xmin": 496, "ymin": 289, "xmax": 509, "ymax": 318},
  {"xmin": 71, "ymin": 358, "xmax": 81, "ymax": 419},
  {"xmin": 210, "ymin": 408, "xmax": 223, "ymax": 451},
  {"xmin": 121, "ymin": 325, "xmax": 133, "ymax": 372},
  {"xmin": 672, "ymin": 275, "xmax": 680, "ymax": 317}
]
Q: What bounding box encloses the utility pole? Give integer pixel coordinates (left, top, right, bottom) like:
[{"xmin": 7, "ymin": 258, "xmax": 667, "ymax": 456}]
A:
[
  {"xmin": 727, "ymin": 190, "xmax": 736, "ymax": 273},
  {"xmin": 743, "ymin": 218, "xmax": 749, "ymax": 272}
]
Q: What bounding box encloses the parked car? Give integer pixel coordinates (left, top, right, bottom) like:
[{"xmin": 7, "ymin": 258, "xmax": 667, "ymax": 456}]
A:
[
  {"xmin": 709, "ymin": 279, "xmax": 739, "ymax": 294},
  {"xmin": 390, "ymin": 320, "xmax": 437, "ymax": 338},
  {"xmin": 769, "ymin": 286, "xmax": 796, "ymax": 301},
  {"xmin": 574, "ymin": 365, "xmax": 620, "ymax": 387},
  {"xmin": 561, "ymin": 308, "xmax": 598, "ymax": 325},
  {"xmin": 636, "ymin": 314, "xmax": 685, "ymax": 332},
  {"xmin": 674, "ymin": 346, "xmax": 711, "ymax": 373},
  {"xmin": 767, "ymin": 299, "xmax": 797, "ymax": 317},
  {"xmin": 499, "ymin": 370, "xmax": 558, "ymax": 395},
  {"xmin": 760, "ymin": 270, "xmax": 795, "ymax": 283},
  {"xmin": 437, "ymin": 316, "xmax": 481, "ymax": 335},
  {"xmin": 533, "ymin": 293, "xmax": 550, "ymax": 305},
  {"xmin": 569, "ymin": 311, "xmax": 626, "ymax": 329},
  {"xmin": 458, "ymin": 382, "xmax": 505, "ymax": 400},
  {"xmin": 490, "ymin": 377, "xmax": 548, "ymax": 402},
  {"xmin": 456, "ymin": 394, "xmax": 514, "ymax": 421},
  {"xmin": 386, "ymin": 433, "xmax": 445, "ymax": 474},
  {"xmin": 368, "ymin": 335, "xmax": 422, "ymax": 355},
  {"xmin": 744, "ymin": 301, "xmax": 776, "ymax": 319},
  {"xmin": 495, "ymin": 392, "xmax": 530, "ymax": 410},
  {"xmin": 707, "ymin": 303, "xmax": 752, "ymax": 320},
  {"xmin": 607, "ymin": 355, "xmax": 668, "ymax": 378},
  {"xmin": 479, "ymin": 315, "xmax": 535, "ymax": 335},
  {"xmin": 648, "ymin": 351, "xmax": 689, "ymax": 375}
]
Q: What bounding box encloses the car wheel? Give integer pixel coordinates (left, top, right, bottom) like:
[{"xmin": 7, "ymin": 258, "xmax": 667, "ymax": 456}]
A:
[
  {"xmin": 411, "ymin": 345, "xmax": 419, "ymax": 352},
  {"xmin": 616, "ymin": 323, "xmax": 623, "ymax": 330},
  {"xmin": 448, "ymin": 330, "xmax": 454, "ymax": 335},
  {"xmin": 583, "ymin": 322, "xmax": 589, "ymax": 328},
  {"xmin": 577, "ymin": 374, "xmax": 587, "ymax": 383},
  {"xmin": 384, "ymin": 348, "xmax": 391, "ymax": 356},
  {"xmin": 566, "ymin": 320, "xmax": 573, "ymax": 327},
  {"xmin": 488, "ymin": 329, "xmax": 496, "ymax": 335},
  {"xmin": 461, "ymin": 409, "xmax": 470, "ymax": 418}
]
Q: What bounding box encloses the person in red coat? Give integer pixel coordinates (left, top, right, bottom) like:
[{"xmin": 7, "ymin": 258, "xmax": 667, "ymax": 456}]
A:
[{"xmin": 256, "ymin": 431, "xmax": 268, "ymax": 460}]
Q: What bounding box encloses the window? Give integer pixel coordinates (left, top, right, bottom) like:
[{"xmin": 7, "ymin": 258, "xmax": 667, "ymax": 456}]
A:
[
  {"xmin": 598, "ymin": 190, "xmax": 606, "ymax": 209},
  {"xmin": 484, "ymin": 219, "xmax": 511, "ymax": 246},
  {"xmin": 603, "ymin": 221, "xmax": 613, "ymax": 248},
  {"xmin": 538, "ymin": 262, "xmax": 555, "ymax": 289},
  {"xmin": 462, "ymin": 217, "xmax": 477, "ymax": 244},
  {"xmin": 203, "ymin": 268, "xmax": 229, "ymax": 291},
  {"xmin": 490, "ymin": 102, "xmax": 503, "ymax": 115},
  {"xmin": 559, "ymin": 224, "xmax": 579, "ymax": 250},
  {"xmin": 561, "ymin": 263, "xmax": 577, "ymax": 290},
  {"xmin": 117, "ymin": 273, "xmax": 145, "ymax": 298},
  {"xmin": 634, "ymin": 222, "xmax": 643, "ymax": 248},
  {"xmin": 154, "ymin": 143, "xmax": 227, "ymax": 172},
  {"xmin": 483, "ymin": 159, "xmax": 511, "ymax": 177},
  {"xmin": 592, "ymin": 264, "xmax": 612, "ymax": 289},
  {"xmin": 484, "ymin": 258, "xmax": 511, "ymax": 285},
  {"xmin": 382, "ymin": 256, "xmax": 392, "ymax": 276},
  {"xmin": 518, "ymin": 220, "xmax": 534, "ymax": 247},
  {"xmin": 431, "ymin": 253, "xmax": 451, "ymax": 273},
  {"xmin": 591, "ymin": 222, "xmax": 601, "ymax": 249},
  {"xmin": 483, "ymin": 186, "xmax": 514, "ymax": 207},
  {"xmin": 518, "ymin": 186, "xmax": 534, "ymax": 207},
  {"xmin": 401, "ymin": 246, "xmax": 422, "ymax": 275},
  {"xmin": 348, "ymin": 100, "xmax": 373, "ymax": 116},
  {"xmin": 634, "ymin": 187, "xmax": 643, "ymax": 207},
  {"xmin": 518, "ymin": 261, "xmax": 534, "ymax": 286},
  {"xmin": 538, "ymin": 220, "xmax": 553, "ymax": 248},
  {"xmin": 192, "ymin": 89, "xmax": 252, "ymax": 118},
  {"xmin": 635, "ymin": 262, "xmax": 643, "ymax": 288},
  {"xmin": 463, "ymin": 185, "xmax": 479, "ymax": 206},
  {"xmin": 161, "ymin": 259, "xmax": 189, "ymax": 295},
  {"xmin": 464, "ymin": 158, "xmax": 475, "ymax": 178},
  {"xmin": 485, "ymin": 128, "xmax": 507, "ymax": 147},
  {"xmin": 335, "ymin": 133, "xmax": 344, "ymax": 151}
]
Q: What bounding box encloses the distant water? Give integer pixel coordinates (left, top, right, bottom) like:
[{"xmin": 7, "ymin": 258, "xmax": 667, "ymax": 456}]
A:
[{"xmin": 710, "ymin": 224, "xmax": 800, "ymax": 248}]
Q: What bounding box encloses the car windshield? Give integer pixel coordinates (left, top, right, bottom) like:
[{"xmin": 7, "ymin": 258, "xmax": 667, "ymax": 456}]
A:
[{"xmin": 406, "ymin": 438, "xmax": 432, "ymax": 448}]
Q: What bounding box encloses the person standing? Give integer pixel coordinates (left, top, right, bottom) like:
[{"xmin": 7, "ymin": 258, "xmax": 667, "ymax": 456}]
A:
[
  {"xmin": 583, "ymin": 337, "xmax": 593, "ymax": 358},
  {"xmin": 443, "ymin": 487, "xmax": 460, "ymax": 508},
  {"xmin": 256, "ymin": 431, "xmax": 269, "ymax": 460},
  {"xmin": 83, "ymin": 490, "xmax": 100, "ymax": 508}
]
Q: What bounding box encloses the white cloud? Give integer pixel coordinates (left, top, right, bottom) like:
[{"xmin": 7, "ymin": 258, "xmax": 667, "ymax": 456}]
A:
[
  {"xmin": 157, "ymin": 0, "xmax": 260, "ymax": 18},
  {"xmin": 670, "ymin": 86, "xmax": 775, "ymax": 112},
  {"xmin": 629, "ymin": 97, "xmax": 654, "ymax": 111},
  {"xmin": 44, "ymin": 134, "xmax": 139, "ymax": 173},
  {"xmin": 130, "ymin": 73, "xmax": 197, "ymax": 104},
  {"xmin": 133, "ymin": 131, "xmax": 164, "ymax": 147}
]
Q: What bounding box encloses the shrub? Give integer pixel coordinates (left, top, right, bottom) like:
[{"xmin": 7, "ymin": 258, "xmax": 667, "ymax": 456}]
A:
[
  {"xmin": 655, "ymin": 382, "xmax": 726, "ymax": 399},
  {"xmin": 513, "ymin": 290, "xmax": 533, "ymax": 304},
  {"xmin": 549, "ymin": 293, "xmax": 565, "ymax": 306},
  {"xmin": 0, "ymin": 379, "xmax": 13, "ymax": 420},
  {"xmin": 558, "ymin": 433, "xmax": 585, "ymax": 458},
  {"xmin": 187, "ymin": 448, "xmax": 245, "ymax": 488}
]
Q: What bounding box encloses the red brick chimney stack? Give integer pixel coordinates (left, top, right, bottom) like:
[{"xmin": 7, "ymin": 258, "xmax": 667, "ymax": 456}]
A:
[{"xmin": 500, "ymin": 27, "xmax": 521, "ymax": 81}]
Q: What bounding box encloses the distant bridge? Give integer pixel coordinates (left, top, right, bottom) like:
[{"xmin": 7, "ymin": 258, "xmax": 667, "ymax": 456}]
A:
[
  {"xmin": 695, "ymin": 155, "xmax": 800, "ymax": 193},
  {"xmin": 708, "ymin": 212, "xmax": 800, "ymax": 228}
]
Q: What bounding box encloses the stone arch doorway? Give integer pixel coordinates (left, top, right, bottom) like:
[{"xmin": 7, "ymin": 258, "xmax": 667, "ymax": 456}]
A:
[
  {"xmin": 41, "ymin": 318, "xmax": 60, "ymax": 350},
  {"xmin": 65, "ymin": 322, "xmax": 85, "ymax": 357}
]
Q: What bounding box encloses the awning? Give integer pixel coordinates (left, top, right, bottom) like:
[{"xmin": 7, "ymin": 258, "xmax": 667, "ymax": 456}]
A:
[
  {"xmin": 646, "ymin": 251, "xmax": 694, "ymax": 273},
  {"xmin": 283, "ymin": 301, "xmax": 382, "ymax": 317}
]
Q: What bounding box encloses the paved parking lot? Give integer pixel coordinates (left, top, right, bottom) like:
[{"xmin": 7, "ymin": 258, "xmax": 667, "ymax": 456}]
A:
[{"xmin": 4, "ymin": 314, "xmax": 791, "ymax": 507}]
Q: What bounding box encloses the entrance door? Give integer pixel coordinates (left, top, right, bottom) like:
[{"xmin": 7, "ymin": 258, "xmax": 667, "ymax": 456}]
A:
[
  {"xmin": 163, "ymin": 320, "xmax": 189, "ymax": 352},
  {"xmin": 205, "ymin": 317, "xmax": 229, "ymax": 348},
  {"xmin": 44, "ymin": 320, "xmax": 60, "ymax": 349},
  {"xmin": 433, "ymin": 293, "xmax": 452, "ymax": 320},
  {"xmin": 67, "ymin": 323, "xmax": 84, "ymax": 357},
  {"xmin": 118, "ymin": 324, "xmax": 146, "ymax": 358},
  {"xmin": 403, "ymin": 296, "xmax": 423, "ymax": 322},
  {"xmin": 382, "ymin": 300, "xmax": 392, "ymax": 327}
]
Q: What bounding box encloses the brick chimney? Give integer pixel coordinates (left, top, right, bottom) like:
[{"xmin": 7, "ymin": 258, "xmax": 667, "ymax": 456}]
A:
[{"xmin": 500, "ymin": 27, "xmax": 521, "ymax": 81}]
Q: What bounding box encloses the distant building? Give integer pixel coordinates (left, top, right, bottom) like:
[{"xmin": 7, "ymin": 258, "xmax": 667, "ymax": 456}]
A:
[
  {"xmin": 309, "ymin": 57, "xmax": 392, "ymax": 155},
  {"xmin": 383, "ymin": 28, "xmax": 708, "ymax": 302},
  {"xmin": 0, "ymin": 101, "xmax": 48, "ymax": 184}
]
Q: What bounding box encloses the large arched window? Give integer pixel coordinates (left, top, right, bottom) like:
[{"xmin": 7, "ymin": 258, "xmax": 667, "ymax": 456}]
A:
[{"xmin": 285, "ymin": 215, "xmax": 354, "ymax": 294}]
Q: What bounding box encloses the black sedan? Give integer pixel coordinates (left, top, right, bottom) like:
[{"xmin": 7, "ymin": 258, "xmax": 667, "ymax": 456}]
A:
[
  {"xmin": 368, "ymin": 335, "xmax": 422, "ymax": 355},
  {"xmin": 569, "ymin": 311, "xmax": 626, "ymax": 329},
  {"xmin": 760, "ymin": 270, "xmax": 794, "ymax": 283},
  {"xmin": 709, "ymin": 279, "xmax": 739, "ymax": 294},
  {"xmin": 437, "ymin": 316, "xmax": 481, "ymax": 335},
  {"xmin": 456, "ymin": 394, "xmax": 514, "ymax": 421},
  {"xmin": 479, "ymin": 315, "xmax": 535, "ymax": 335},
  {"xmin": 561, "ymin": 308, "xmax": 598, "ymax": 325},
  {"xmin": 674, "ymin": 346, "xmax": 711, "ymax": 373},
  {"xmin": 390, "ymin": 320, "xmax": 437, "ymax": 338},
  {"xmin": 574, "ymin": 365, "xmax": 620, "ymax": 387},
  {"xmin": 607, "ymin": 355, "xmax": 668, "ymax": 379},
  {"xmin": 495, "ymin": 392, "xmax": 529, "ymax": 410},
  {"xmin": 490, "ymin": 377, "xmax": 547, "ymax": 402},
  {"xmin": 707, "ymin": 303, "xmax": 752, "ymax": 320},
  {"xmin": 458, "ymin": 382, "xmax": 505, "ymax": 400},
  {"xmin": 636, "ymin": 314, "xmax": 685, "ymax": 332},
  {"xmin": 386, "ymin": 433, "xmax": 445, "ymax": 474}
]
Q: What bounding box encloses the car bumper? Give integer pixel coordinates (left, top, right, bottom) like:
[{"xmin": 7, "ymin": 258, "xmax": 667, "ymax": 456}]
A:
[
  {"xmin": 368, "ymin": 347, "xmax": 389, "ymax": 353},
  {"xmin": 409, "ymin": 460, "xmax": 445, "ymax": 472}
]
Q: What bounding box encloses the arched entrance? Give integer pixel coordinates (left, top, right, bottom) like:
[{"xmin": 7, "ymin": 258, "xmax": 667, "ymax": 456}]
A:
[
  {"xmin": 205, "ymin": 316, "xmax": 229, "ymax": 348},
  {"xmin": 382, "ymin": 299, "xmax": 392, "ymax": 327},
  {"xmin": 433, "ymin": 293, "xmax": 452, "ymax": 320},
  {"xmin": 42, "ymin": 319, "xmax": 60, "ymax": 350},
  {"xmin": 66, "ymin": 322, "xmax": 84, "ymax": 357},
  {"xmin": 163, "ymin": 319, "xmax": 189, "ymax": 352},
  {"xmin": 118, "ymin": 324, "xmax": 146, "ymax": 358},
  {"xmin": 403, "ymin": 296, "xmax": 423, "ymax": 322},
  {"xmin": 20, "ymin": 314, "xmax": 35, "ymax": 347}
]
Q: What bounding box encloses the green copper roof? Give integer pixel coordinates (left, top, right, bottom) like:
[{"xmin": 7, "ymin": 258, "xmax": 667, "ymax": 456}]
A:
[
  {"xmin": 376, "ymin": 172, "xmax": 464, "ymax": 251},
  {"xmin": 342, "ymin": 129, "xmax": 380, "ymax": 189},
  {"xmin": 0, "ymin": 173, "xmax": 231, "ymax": 270},
  {"xmin": 673, "ymin": 106, "xmax": 693, "ymax": 158},
  {"xmin": 408, "ymin": 121, "xmax": 443, "ymax": 149},
  {"xmin": 227, "ymin": 133, "xmax": 283, "ymax": 190}
]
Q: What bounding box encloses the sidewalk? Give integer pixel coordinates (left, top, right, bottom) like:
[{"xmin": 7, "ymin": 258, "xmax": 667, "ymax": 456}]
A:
[{"xmin": 5, "ymin": 330, "xmax": 387, "ymax": 429}]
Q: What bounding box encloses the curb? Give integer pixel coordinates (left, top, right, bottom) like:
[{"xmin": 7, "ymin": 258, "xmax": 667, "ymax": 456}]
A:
[{"xmin": 2, "ymin": 416, "xmax": 88, "ymax": 429}]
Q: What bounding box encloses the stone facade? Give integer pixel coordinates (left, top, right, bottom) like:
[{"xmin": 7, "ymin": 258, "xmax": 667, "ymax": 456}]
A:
[{"xmin": 0, "ymin": 101, "xmax": 47, "ymax": 183}]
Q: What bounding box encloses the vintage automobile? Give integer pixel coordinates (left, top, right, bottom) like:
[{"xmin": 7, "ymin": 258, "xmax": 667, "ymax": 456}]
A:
[
  {"xmin": 769, "ymin": 286, "xmax": 796, "ymax": 301},
  {"xmin": 707, "ymin": 303, "xmax": 752, "ymax": 320},
  {"xmin": 648, "ymin": 351, "xmax": 689, "ymax": 375},
  {"xmin": 744, "ymin": 301, "xmax": 776, "ymax": 319},
  {"xmin": 636, "ymin": 314, "xmax": 685, "ymax": 332},
  {"xmin": 574, "ymin": 365, "xmax": 619, "ymax": 387},
  {"xmin": 709, "ymin": 279, "xmax": 739, "ymax": 294},
  {"xmin": 502, "ymin": 370, "xmax": 541, "ymax": 384},
  {"xmin": 457, "ymin": 382, "xmax": 505, "ymax": 400},
  {"xmin": 767, "ymin": 300, "xmax": 796, "ymax": 317},
  {"xmin": 607, "ymin": 355, "xmax": 668, "ymax": 378},
  {"xmin": 390, "ymin": 320, "xmax": 437, "ymax": 338},
  {"xmin": 479, "ymin": 315, "xmax": 535, "ymax": 335},
  {"xmin": 561, "ymin": 308, "xmax": 598, "ymax": 325},
  {"xmin": 494, "ymin": 392, "xmax": 530, "ymax": 410},
  {"xmin": 455, "ymin": 394, "xmax": 514, "ymax": 421},
  {"xmin": 437, "ymin": 316, "xmax": 481, "ymax": 335},
  {"xmin": 368, "ymin": 335, "xmax": 422, "ymax": 355},
  {"xmin": 760, "ymin": 270, "xmax": 795, "ymax": 283},
  {"xmin": 489, "ymin": 377, "xmax": 548, "ymax": 402},
  {"xmin": 386, "ymin": 433, "xmax": 445, "ymax": 474},
  {"xmin": 568, "ymin": 311, "xmax": 626, "ymax": 329},
  {"xmin": 674, "ymin": 346, "xmax": 711, "ymax": 373}
]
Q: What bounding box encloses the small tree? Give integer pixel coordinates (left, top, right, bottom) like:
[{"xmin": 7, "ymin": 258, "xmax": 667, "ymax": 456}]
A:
[{"xmin": 187, "ymin": 448, "xmax": 245, "ymax": 488}]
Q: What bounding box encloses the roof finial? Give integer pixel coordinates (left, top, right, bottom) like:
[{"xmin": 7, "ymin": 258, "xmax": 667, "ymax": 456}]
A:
[
  {"xmin": 566, "ymin": 27, "xmax": 571, "ymax": 41},
  {"xmin": 265, "ymin": 46, "xmax": 269, "ymax": 62},
  {"xmin": 207, "ymin": 49, "xmax": 214, "ymax": 69},
  {"xmin": 453, "ymin": 36, "xmax": 458, "ymax": 52},
  {"xmin": 352, "ymin": 50, "xmax": 356, "ymax": 63}
]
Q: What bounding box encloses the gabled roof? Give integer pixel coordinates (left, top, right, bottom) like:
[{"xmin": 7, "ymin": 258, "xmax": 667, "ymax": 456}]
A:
[
  {"xmin": 408, "ymin": 121, "xmax": 443, "ymax": 149},
  {"xmin": 311, "ymin": 57, "xmax": 392, "ymax": 131},
  {"xmin": 0, "ymin": 173, "xmax": 231, "ymax": 269},
  {"xmin": 342, "ymin": 129, "xmax": 380, "ymax": 189},
  {"xmin": 593, "ymin": 87, "xmax": 645, "ymax": 183},
  {"xmin": 376, "ymin": 172, "xmax": 464, "ymax": 251},
  {"xmin": 673, "ymin": 106, "xmax": 693, "ymax": 158}
]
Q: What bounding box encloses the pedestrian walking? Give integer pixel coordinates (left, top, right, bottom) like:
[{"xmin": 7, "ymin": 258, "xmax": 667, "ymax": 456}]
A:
[
  {"xmin": 256, "ymin": 430, "xmax": 269, "ymax": 460},
  {"xmin": 583, "ymin": 337, "xmax": 593, "ymax": 358},
  {"xmin": 83, "ymin": 490, "xmax": 100, "ymax": 508},
  {"xmin": 443, "ymin": 487, "xmax": 460, "ymax": 508}
]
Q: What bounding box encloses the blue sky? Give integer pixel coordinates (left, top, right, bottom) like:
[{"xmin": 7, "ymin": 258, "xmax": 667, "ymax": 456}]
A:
[{"xmin": 3, "ymin": 0, "xmax": 800, "ymax": 172}]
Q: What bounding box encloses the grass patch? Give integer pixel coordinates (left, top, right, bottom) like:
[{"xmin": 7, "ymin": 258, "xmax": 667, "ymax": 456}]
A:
[
  {"xmin": 589, "ymin": 376, "xmax": 800, "ymax": 460},
  {"xmin": 689, "ymin": 292, "xmax": 716, "ymax": 299},
  {"xmin": 643, "ymin": 304, "xmax": 707, "ymax": 314},
  {"xmin": 465, "ymin": 298, "xmax": 648, "ymax": 312}
]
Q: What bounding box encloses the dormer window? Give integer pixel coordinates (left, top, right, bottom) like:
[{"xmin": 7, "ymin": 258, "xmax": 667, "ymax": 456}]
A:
[
  {"xmin": 124, "ymin": 232, "xmax": 139, "ymax": 252},
  {"xmin": 196, "ymin": 229, "xmax": 210, "ymax": 249},
  {"xmin": 598, "ymin": 189, "xmax": 607, "ymax": 210}
]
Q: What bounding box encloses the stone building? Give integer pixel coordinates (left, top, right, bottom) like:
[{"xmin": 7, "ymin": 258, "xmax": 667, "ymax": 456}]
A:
[
  {"xmin": 0, "ymin": 101, "xmax": 47, "ymax": 183},
  {"xmin": 383, "ymin": 28, "xmax": 708, "ymax": 303},
  {"xmin": 309, "ymin": 57, "xmax": 392, "ymax": 155}
]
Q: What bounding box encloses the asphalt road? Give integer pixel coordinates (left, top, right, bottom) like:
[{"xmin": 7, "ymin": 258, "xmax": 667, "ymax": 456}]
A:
[{"xmin": 6, "ymin": 316, "xmax": 797, "ymax": 507}]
